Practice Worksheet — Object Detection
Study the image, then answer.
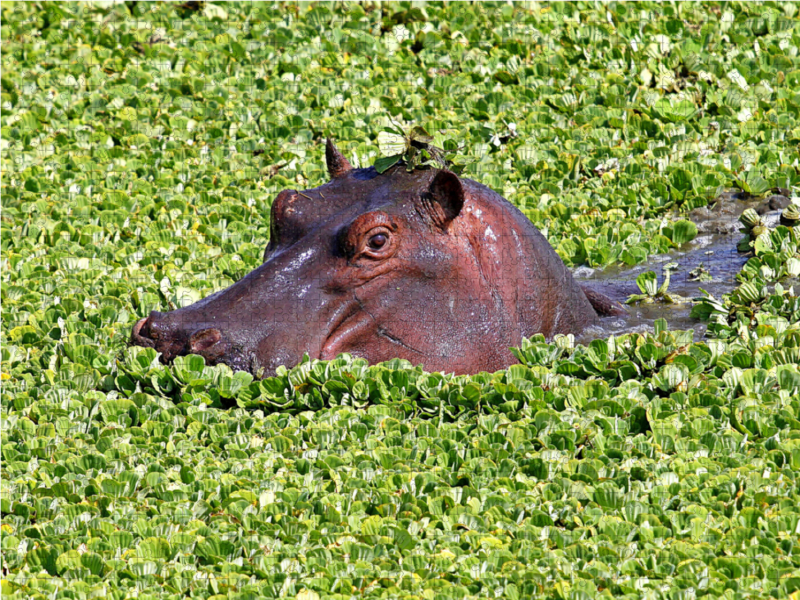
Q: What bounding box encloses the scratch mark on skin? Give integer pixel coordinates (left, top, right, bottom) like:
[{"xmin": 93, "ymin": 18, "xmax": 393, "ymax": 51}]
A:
[
  {"xmin": 377, "ymin": 327, "xmax": 425, "ymax": 355},
  {"xmin": 353, "ymin": 291, "xmax": 425, "ymax": 355}
]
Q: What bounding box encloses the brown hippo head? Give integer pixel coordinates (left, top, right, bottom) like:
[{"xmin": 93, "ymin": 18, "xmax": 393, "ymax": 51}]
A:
[{"xmin": 131, "ymin": 139, "xmax": 617, "ymax": 377}]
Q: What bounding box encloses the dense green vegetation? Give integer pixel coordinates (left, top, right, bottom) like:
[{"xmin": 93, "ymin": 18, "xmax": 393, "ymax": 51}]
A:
[{"xmin": 3, "ymin": 2, "xmax": 800, "ymax": 599}]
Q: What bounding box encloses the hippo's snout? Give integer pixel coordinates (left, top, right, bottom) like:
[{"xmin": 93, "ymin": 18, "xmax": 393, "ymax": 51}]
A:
[
  {"xmin": 131, "ymin": 316, "xmax": 156, "ymax": 347},
  {"xmin": 131, "ymin": 312, "xmax": 228, "ymax": 365}
]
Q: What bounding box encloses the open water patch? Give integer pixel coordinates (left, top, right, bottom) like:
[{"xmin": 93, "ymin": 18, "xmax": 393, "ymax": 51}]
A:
[{"xmin": 574, "ymin": 194, "xmax": 788, "ymax": 343}]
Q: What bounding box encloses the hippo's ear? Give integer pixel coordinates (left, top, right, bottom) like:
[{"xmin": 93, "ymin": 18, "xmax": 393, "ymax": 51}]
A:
[
  {"xmin": 421, "ymin": 170, "xmax": 464, "ymax": 229},
  {"xmin": 326, "ymin": 138, "xmax": 352, "ymax": 178}
]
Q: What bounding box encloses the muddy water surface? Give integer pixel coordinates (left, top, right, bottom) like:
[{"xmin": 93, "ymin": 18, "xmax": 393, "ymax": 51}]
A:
[{"xmin": 573, "ymin": 194, "xmax": 787, "ymax": 343}]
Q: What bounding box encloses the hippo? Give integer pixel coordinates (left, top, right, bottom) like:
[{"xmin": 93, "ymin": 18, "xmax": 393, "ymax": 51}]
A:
[{"xmin": 131, "ymin": 139, "xmax": 624, "ymax": 377}]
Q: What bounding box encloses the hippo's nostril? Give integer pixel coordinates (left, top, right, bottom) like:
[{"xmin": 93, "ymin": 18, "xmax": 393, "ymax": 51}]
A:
[
  {"xmin": 130, "ymin": 316, "xmax": 159, "ymax": 350},
  {"xmin": 133, "ymin": 317, "xmax": 148, "ymax": 338},
  {"xmin": 189, "ymin": 328, "xmax": 222, "ymax": 353}
]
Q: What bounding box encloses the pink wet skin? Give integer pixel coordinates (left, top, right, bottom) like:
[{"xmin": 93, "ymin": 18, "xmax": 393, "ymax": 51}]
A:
[{"xmin": 129, "ymin": 139, "xmax": 625, "ymax": 378}]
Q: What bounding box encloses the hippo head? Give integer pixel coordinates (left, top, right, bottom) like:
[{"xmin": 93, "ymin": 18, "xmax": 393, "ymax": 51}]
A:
[{"xmin": 131, "ymin": 139, "xmax": 602, "ymax": 377}]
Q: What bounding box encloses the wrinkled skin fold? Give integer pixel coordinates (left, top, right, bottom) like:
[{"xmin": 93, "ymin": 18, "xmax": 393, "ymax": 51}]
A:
[{"xmin": 131, "ymin": 139, "xmax": 625, "ymax": 377}]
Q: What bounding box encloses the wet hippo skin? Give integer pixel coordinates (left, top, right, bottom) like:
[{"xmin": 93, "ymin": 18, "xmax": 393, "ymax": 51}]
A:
[{"xmin": 131, "ymin": 139, "xmax": 625, "ymax": 377}]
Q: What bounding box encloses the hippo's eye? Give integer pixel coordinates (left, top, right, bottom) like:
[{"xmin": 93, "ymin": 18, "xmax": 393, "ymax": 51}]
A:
[
  {"xmin": 344, "ymin": 212, "xmax": 398, "ymax": 261},
  {"xmin": 359, "ymin": 226, "xmax": 395, "ymax": 260},
  {"xmin": 368, "ymin": 233, "xmax": 387, "ymax": 249}
]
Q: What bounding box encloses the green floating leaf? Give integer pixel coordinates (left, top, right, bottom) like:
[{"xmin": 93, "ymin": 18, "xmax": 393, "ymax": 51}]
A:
[
  {"xmin": 81, "ymin": 552, "xmax": 106, "ymax": 576},
  {"xmin": 374, "ymin": 154, "xmax": 402, "ymax": 173},
  {"xmin": 408, "ymin": 126, "xmax": 434, "ymax": 144},
  {"xmin": 671, "ymin": 219, "xmax": 697, "ymax": 245},
  {"xmin": 55, "ymin": 549, "xmax": 82, "ymax": 575},
  {"xmin": 377, "ymin": 131, "xmax": 406, "ymax": 156},
  {"xmin": 669, "ymin": 169, "xmax": 693, "ymax": 194},
  {"xmin": 593, "ymin": 482, "xmax": 624, "ymax": 510},
  {"xmin": 136, "ymin": 537, "xmax": 172, "ymax": 561},
  {"xmin": 196, "ymin": 537, "xmax": 237, "ymax": 564},
  {"xmin": 653, "ymin": 98, "xmax": 697, "ymax": 122},
  {"xmin": 218, "ymin": 370, "xmax": 254, "ymax": 399},
  {"xmin": 26, "ymin": 547, "xmax": 59, "ymax": 576},
  {"xmin": 636, "ymin": 271, "xmax": 658, "ymax": 296}
]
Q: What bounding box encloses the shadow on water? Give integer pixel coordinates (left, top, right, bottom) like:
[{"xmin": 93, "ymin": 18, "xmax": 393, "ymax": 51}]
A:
[{"xmin": 573, "ymin": 191, "xmax": 790, "ymax": 343}]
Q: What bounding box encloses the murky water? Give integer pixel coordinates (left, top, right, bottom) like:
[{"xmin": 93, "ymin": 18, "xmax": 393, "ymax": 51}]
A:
[{"xmin": 573, "ymin": 195, "xmax": 785, "ymax": 343}]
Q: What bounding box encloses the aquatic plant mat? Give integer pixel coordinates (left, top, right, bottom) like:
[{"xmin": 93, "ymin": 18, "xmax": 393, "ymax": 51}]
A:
[{"xmin": 3, "ymin": 3, "xmax": 800, "ymax": 599}]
